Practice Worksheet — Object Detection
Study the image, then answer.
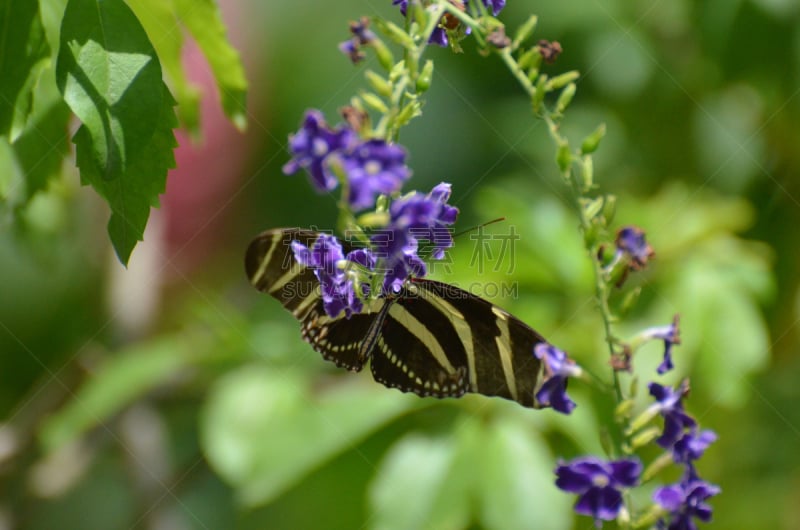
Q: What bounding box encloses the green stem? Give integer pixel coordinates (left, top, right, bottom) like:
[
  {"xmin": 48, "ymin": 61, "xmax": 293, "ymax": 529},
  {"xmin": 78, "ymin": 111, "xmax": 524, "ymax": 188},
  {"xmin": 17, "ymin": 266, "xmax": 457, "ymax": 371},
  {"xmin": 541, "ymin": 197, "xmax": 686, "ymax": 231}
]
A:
[{"xmin": 501, "ymin": 49, "xmax": 623, "ymax": 402}]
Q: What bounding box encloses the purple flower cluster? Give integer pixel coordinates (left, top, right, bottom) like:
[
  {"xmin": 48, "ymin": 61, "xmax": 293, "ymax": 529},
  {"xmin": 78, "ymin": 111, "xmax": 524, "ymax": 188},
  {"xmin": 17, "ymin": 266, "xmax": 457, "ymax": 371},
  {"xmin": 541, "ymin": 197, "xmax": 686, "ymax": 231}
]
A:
[
  {"xmin": 284, "ymin": 111, "xmax": 459, "ymax": 314},
  {"xmin": 283, "ymin": 110, "xmax": 411, "ymax": 212},
  {"xmin": 392, "ymin": 0, "xmax": 506, "ymax": 48},
  {"xmin": 553, "ymin": 337, "xmax": 718, "ymax": 528},
  {"xmin": 372, "ymin": 183, "xmax": 459, "ymax": 294},
  {"xmin": 555, "ymin": 457, "xmax": 641, "ymax": 527},
  {"xmin": 649, "ymin": 379, "xmax": 721, "ymax": 529}
]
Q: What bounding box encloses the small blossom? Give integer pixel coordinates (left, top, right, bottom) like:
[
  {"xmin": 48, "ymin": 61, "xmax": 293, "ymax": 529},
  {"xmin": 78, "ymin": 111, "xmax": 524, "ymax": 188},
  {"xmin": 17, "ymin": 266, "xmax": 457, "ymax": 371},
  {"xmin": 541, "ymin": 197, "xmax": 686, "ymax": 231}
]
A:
[
  {"xmin": 340, "ymin": 105, "xmax": 369, "ymax": 132},
  {"xmin": 615, "ymin": 226, "xmax": 655, "ymax": 270},
  {"xmin": 487, "ymin": 27, "xmax": 511, "ymax": 49},
  {"xmin": 648, "ymin": 381, "xmax": 696, "ymax": 449},
  {"xmin": 343, "ymin": 140, "xmax": 411, "ymax": 211},
  {"xmin": 349, "ymin": 16, "xmax": 376, "ymax": 44},
  {"xmin": 534, "ymin": 343, "xmax": 581, "ymax": 414},
  {"xmin": 555, "ymin": 457, "xmax": 642, "ymax": 527},
  {"xmin": 654, "ymin": 478, "xmax": 720, "ymax": 530},
  {"xmin": 292, "ymin": 234, "xmax": 374, "ymax": 318},
  {"xmin": 283, "ymin": 110, "xmax": 356, "ymax": 192},
  {"xmin": 672, "ymin": 429, "xmax": 717, "ymax": 466},
  {"xmin": 643, "ymin": 314, "xmax": 681, "ymax": 374},
  {"xmin": 538, "ymin": 39, "xmax": 563, "ymax": 63},
  {"xmin": 483, "ymin": 0, "xmax": 506, "ymax": 16},
  {"xmin": 339, "ymin": 39, "xmax": 366, "ymax": 63}
]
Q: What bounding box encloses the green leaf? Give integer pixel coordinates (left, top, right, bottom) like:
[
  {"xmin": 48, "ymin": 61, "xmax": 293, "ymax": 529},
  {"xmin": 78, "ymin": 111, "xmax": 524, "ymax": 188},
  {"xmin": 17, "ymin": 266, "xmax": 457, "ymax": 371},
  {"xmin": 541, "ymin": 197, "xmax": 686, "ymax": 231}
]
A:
[
  {"xmin": 11, "ymin": 66, "xmax": 71, "ymax": 203},
  {"xmin": 0, "ymin": 138, "xmax": 25, "ymax": 216},
  {"xmin": 56, "ymin": 0, "xmax": 166, "ymax": 181},
  {"xmin": 173, "ymin": 0, "xmax": 247, "ymax": 130},
  {"xmin": 368, "ymin": 434, "xmax": 460, "ymax": 530},
  {"xmin": 0, "ymin": 0, "xmax": 51, "ymax": 139},
  {"xmin": 39, "ymin": 0, "xmax": 68, "ymax": 50},
  {"xmin": 201, "ymin": 366, "xmax": 419, "ymax": 507},
  {"xmin": 38, "ymin": 337, "xmax": 189, "ymax": 453},
  {"xmin": 0, "ymin": 64, "xmax": 70, "ymax": 216},
  {"xmin": 476, "ymin": 418, "xmax": 572, "ymax": 530},
  {"xmin": 75, "ymin": 83, "xmax": 176, "ymax": 264},
  {"xmin": 127, "ymin": 0, "xmax": 201, "ymax": 133}
]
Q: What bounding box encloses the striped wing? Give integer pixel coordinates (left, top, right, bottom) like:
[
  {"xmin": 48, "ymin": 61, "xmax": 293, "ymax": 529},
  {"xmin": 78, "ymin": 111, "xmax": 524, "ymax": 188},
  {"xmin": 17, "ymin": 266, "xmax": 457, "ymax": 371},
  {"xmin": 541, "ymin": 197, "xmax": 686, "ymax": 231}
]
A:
[
  {"xmin": 246, "ymin": 228, "xmax": 548, "ymax": 408},
  {"xmin": 373, "ymin": 279, "xmax": 547, "ymax": 407},
  {"xmin": 245, "ymin": 228, "xmax": 381, "ymax": 371}
]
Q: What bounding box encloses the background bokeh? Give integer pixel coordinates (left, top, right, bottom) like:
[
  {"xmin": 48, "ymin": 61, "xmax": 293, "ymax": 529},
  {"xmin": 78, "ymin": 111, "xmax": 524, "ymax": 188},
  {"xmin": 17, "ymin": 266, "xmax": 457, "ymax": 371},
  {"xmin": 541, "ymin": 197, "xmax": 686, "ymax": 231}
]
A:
[{"xmin": 2, "ymin": 0, "xmax": 799, "ymax": 528}]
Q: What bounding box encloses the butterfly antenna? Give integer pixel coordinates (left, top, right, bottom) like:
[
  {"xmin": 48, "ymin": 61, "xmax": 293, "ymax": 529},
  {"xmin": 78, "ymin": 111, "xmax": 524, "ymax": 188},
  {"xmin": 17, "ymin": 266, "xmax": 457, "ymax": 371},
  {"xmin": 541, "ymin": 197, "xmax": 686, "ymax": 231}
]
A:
[{"xmin": 453, "ymin": 217, "xmax": 506, "ymax": 239}]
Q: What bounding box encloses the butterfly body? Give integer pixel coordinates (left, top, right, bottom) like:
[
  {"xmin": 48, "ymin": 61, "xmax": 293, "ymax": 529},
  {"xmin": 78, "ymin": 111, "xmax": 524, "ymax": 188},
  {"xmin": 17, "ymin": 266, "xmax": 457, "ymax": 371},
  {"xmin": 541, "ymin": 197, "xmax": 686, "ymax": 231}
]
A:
[{"xmin": 246, "ymin": 228, "xmax": 548, "ymax": 408}]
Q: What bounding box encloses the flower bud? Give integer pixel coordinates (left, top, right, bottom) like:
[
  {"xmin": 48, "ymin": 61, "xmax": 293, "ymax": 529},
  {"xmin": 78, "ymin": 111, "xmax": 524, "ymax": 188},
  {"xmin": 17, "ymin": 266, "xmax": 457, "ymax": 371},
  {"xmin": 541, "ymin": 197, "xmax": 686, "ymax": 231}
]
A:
[
  {"xmin": 615, "ymin": 398, "xmax": 635, "ymax": 421},
  {"xmin": 555, "ymin": 83, "xmax": 576, "ymax": 114},
  {"xmin": 512, "ymin": 15, "xmax": 538, "ymax": 50},
  {"xmin": 546, "ymin": 70, "xmax": 579, "ymax": 91},
  {"xmin": 375, "ymin": 19, "xmax": 415, "ymax": 50},
  {"xmin": 630, "ymin": 426, "xmax": 661, "ymax": 449},
  {"xmin": 371, "ymin": 40, "xmax": 395, "ymax": 71},
  {"xmin": 416, "ymin": 60, "xmax": 434, "ymax": 92},
  {"xmin": 602, "ymin": 194, "xmax": 616, "ymax": 224},
  {"xmin": 581, "ymin": 123, "xmax": 606, "ymax": 154},
  {"xmin": 361, "ymin": 92, "xmax": 389, "ymax": 113},
  {"xmin": 518, "ymin": 47, "xmax": 542, "ymax": 80},
  {"xmin": 581, "ymin": 153, "xmax": 593, "ymax": 189},
  {"xmin": 365, "ymin": 70, "xmax": 392, "ymax": 98},
  {"xmin": 556, "ymin": 141, "xmax": 572, "ymax": 173}
]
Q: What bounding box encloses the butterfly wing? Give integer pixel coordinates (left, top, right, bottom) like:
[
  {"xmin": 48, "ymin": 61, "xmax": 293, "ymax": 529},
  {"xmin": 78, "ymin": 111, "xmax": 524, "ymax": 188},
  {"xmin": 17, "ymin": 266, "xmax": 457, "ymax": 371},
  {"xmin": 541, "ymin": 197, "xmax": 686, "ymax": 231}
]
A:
[
  {"xmin": 245, "ymin": 228, "xmax": 379, "ymax": 371},
  {"xmin": 370, "ymin": 279, "xmax": 546, "ymax": 408}
]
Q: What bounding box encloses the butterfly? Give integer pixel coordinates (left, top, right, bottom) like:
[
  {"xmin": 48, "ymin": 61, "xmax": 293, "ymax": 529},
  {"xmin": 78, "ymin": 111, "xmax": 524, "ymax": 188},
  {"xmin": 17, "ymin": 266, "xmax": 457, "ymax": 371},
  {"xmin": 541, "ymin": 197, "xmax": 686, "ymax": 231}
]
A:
[{"xmin": 246, "ymin": 228, "xmax": 549, "ymax": 408}]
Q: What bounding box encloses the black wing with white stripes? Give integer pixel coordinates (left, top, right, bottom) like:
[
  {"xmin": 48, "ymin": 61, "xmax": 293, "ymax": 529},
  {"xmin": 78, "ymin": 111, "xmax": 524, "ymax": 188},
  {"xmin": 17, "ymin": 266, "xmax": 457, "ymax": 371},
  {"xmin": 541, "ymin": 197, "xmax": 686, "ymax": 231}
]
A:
[{"xmin": 245, "ymin": 228, "xmax": 547, "ymax": 408}]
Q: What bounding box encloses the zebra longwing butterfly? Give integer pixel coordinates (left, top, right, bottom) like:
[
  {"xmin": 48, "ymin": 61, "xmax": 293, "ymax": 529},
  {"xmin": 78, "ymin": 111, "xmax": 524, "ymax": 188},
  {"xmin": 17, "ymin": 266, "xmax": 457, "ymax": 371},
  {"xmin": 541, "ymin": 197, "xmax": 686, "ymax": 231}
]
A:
[{"xmin": 245, "ymin": 228, "xmax": 549, "ymax": 408}]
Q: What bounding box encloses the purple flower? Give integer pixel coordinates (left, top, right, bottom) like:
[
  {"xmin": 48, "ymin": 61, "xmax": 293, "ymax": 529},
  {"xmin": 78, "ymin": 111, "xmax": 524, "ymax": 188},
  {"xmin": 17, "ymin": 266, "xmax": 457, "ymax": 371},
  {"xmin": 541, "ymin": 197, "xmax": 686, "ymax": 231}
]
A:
[
  {"xmin": 372, "ymin": 183, "xmax": 459, "ymax": 293},
  {"xmin": 643, "ymin": 315, "xmax": 681, "ymax": 374},
  {"xmin": 429, "ymin": 27, "xmax": 449, "ymax": 47},
  {"xmin": 343, "ymin": 140, "xmax": 411, "ymax": 211},
  {"xmin": 672, "ymin": 429, "xmax": 717, "ymax": 466},
  {"xmin": 555, "ymin": 457, "xmax": 642, "ymax": 527},
  {"xmin": 654, "ymin": 478, "xmax": 720, "ymax": 530},
  {"xmin": 339, "ymin": 39, "xmax": 365, "ymax": 63},
  {"xmin": 648, "ymin": 381, "xmax": 696, "ymax": 449},
  {"xmin": 483, "ymin": 0, "xmax": 506, "ymax": 16},
  {"xmin": 615, "ymin": 226, "xmax": 654, "ymax": 270},
  {"xmin": 349, "ymin": 17, "xmax": 376, "ymax": 44},
  {"xmin": 283, "ymin": 110, "xmax": 356, "ymax": 192},
  {"xmin": 533, "ymin": 343, "xmax": 580, "ymax": 414},
  {"xmin": 292, "ymin": 234, "xmax": 375, "ymax": 318}
]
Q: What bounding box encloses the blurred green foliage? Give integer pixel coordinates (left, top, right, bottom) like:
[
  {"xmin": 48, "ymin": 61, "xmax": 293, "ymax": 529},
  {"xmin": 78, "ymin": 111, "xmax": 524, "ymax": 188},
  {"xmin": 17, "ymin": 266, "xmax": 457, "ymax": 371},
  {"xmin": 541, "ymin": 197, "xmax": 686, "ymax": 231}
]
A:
[{"xmin": 2, "ymin": 0, "xmax": 799, "ymax": 529}]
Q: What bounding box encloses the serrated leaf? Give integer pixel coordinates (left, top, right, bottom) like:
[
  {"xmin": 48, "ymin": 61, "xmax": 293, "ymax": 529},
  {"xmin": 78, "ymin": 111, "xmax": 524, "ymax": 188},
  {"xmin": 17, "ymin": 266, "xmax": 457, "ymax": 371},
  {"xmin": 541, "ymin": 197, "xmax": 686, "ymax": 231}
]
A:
[
  {"xmin": 201, "ymin": 366, "xmax": 420, "ymax": 507},
  {"xmin": 173, "ymin": 0, "xmax": 247, "ymax": 130},
  {"xmin": 127, "ymin": 0, "xmax": 201, "ymax": 133},
  {"xmin": 76, "ymin": 83, "xmax": 177, "ymax": 264},
  {"xmin": 0, "ymin": 0, "xmax": 51, "ymax": 139},
  {"xmin": 38, "ymin": 337, "xmax": 189, "ymax": 453},
  {"xmin": 56, "ymin": 0, "xmax": 165, "ymax": 181}
]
